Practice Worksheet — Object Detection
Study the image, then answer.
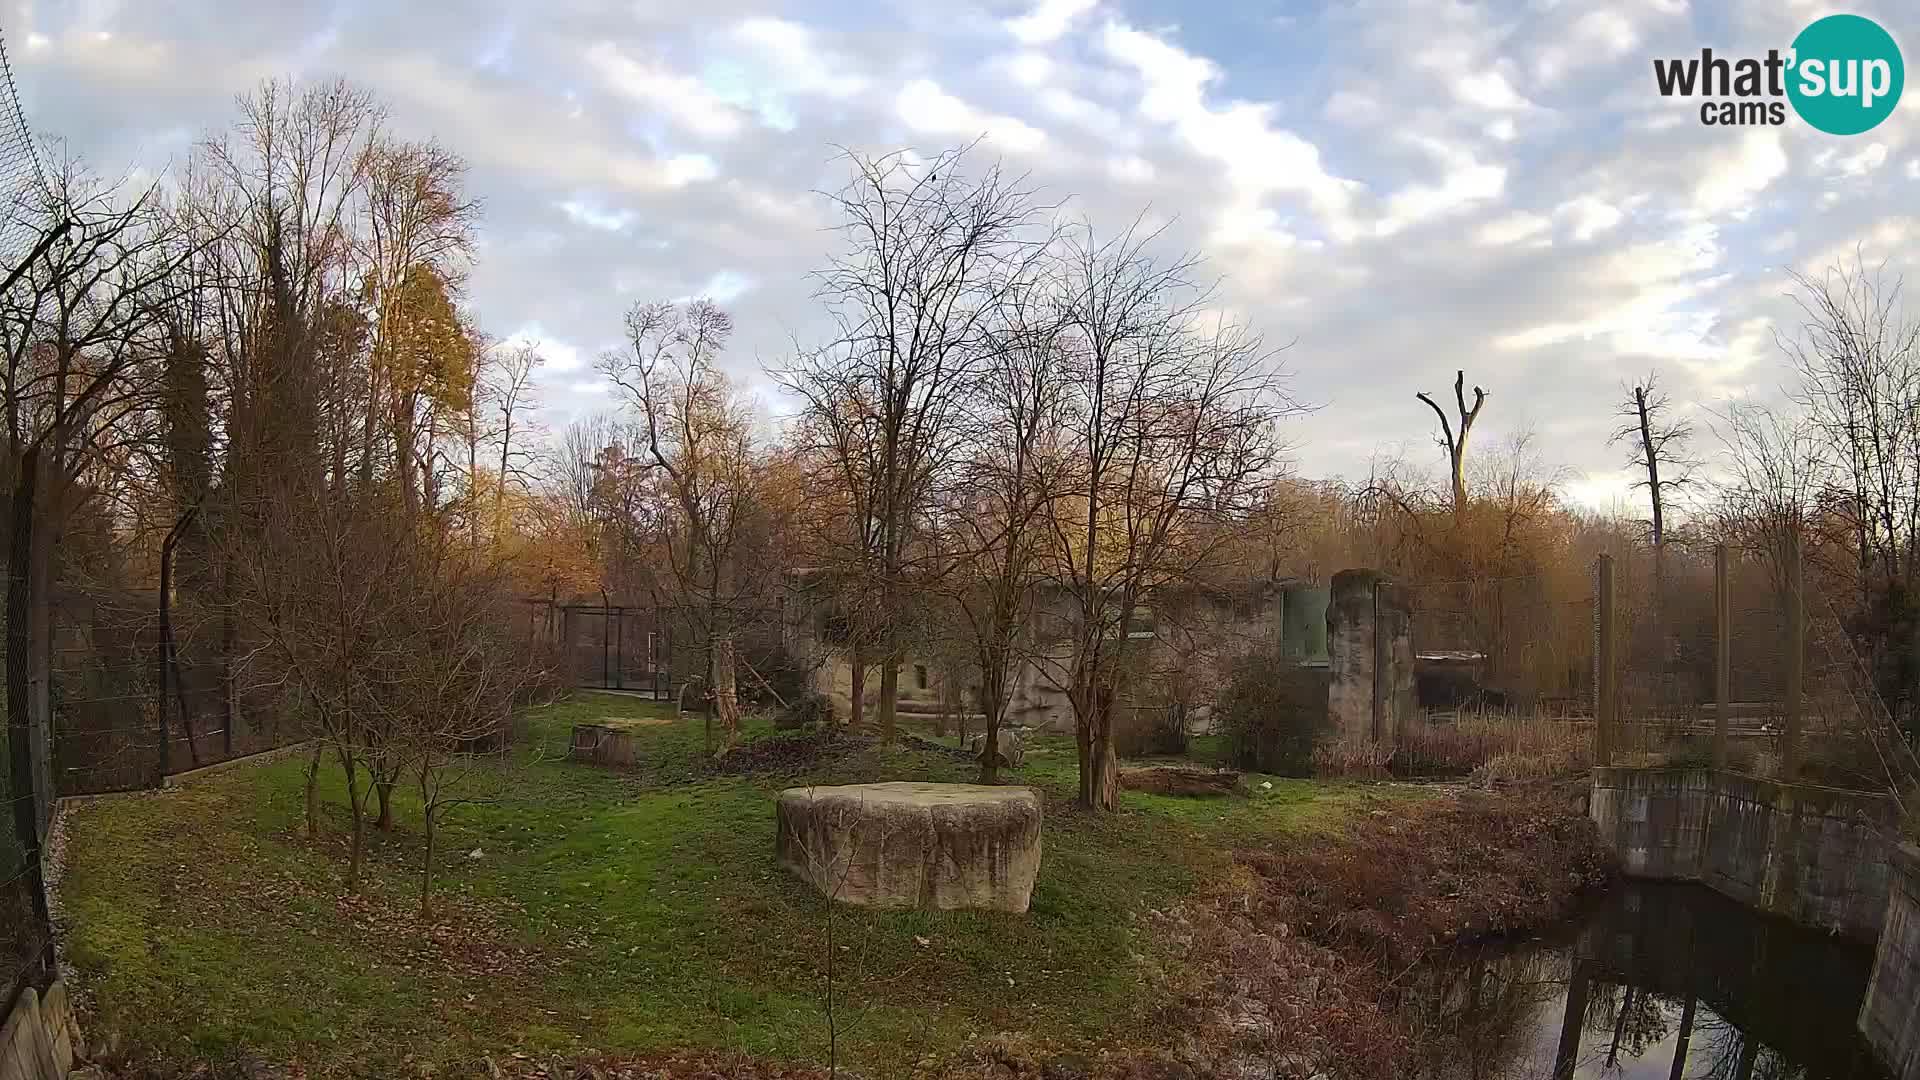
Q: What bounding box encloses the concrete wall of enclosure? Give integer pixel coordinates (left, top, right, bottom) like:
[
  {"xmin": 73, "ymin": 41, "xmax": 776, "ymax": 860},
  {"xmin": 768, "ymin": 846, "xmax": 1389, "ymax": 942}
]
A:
[
  {"xmin": 1589, "ymin": 766, "xmax": 1896, "ymax": 938},
  {"xmin": 1862, "ymin": 845, "xmax": 1920, "ymax": 1080},
  {"xmin": 1590, "ymin": 766, "xmax": 1920, "ymax": 1078}
]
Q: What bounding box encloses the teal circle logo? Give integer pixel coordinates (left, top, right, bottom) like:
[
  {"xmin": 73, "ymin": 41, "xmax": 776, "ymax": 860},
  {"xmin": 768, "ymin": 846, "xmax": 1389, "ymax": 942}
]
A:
[{"xmin": 1787, "ymin": 15, "xmax": 1903, "ymax": 135}]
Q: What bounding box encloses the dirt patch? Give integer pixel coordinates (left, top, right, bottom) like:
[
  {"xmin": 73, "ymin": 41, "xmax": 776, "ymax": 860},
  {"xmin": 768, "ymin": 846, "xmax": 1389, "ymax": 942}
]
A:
[
  {"xmin": 600, "ymin": 715, "xmax": 674, "ymax": 730},
  {"xmin": 708, "ymin": 730, "xmax": 876, "ymax": 774},
  {"xmin": 1119, "ymin": 766, "xmax": 1243, "ymax": 797},
  {"xmin": 902, "ymin": 733, "xmax": 978, "ymax": 761},
  {"xmin": 497, "ymin": 1051, "xmax": 830, "ymax": 1079}
]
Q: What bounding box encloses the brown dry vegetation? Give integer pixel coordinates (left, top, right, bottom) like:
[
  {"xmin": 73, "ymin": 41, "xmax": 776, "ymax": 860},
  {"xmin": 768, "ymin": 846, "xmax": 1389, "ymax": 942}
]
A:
[
  {"xmin": 1313, "ymin": 711, "xmax": 1592, "ymax": 784},
  {"xmin": 934, "ymin": 786, "xmax": 1610, "ymax": 1080}
]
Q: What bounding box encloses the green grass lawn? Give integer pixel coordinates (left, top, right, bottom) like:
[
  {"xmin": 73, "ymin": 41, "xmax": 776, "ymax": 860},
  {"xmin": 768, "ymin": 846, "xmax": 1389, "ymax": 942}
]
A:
[{"xmin": 58, "ymin": 693, "xmax": 1398, "ymax": 1077}]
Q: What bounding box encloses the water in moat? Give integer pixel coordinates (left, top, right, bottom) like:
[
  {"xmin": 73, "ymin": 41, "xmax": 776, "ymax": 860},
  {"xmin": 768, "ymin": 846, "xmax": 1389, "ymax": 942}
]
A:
[{"xmin": 1405, "ymin": 881, "xmax": 1890, "ymax": 1079}]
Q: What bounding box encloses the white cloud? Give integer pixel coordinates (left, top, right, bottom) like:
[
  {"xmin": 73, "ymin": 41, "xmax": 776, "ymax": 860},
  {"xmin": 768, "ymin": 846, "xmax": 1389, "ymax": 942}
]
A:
[
  {"xmin": 676, "ymin": 270, "xmax": 756, "ymax": 305},
  {"xmin": 1533, "ymin": 7, "xmax": 1652, "ymax": 84},
  {"xmin": 1556, "ymin": 195, "xmax": 1624, "ymax": 242},
  {"xmin": 1832, "ymin": 142, "xmax": 1889, "ymax": 178},
  {"xmin": 1107, "ymin": 155, "xmax": 1155, "ymax": 183},
  {"xmin": 1454, "ymin": 70, "xmax": 1530, "ymax": 111},
  {"xmin": 1323, "ymin": 89, "xmax": 1380, "ymax": 125},
  {"xmin": 1005, "ymin": 51, "xmax": 1053, "ymax": 88},
  {"xmin": 586, "ymin": 42, "xmax": 744, "ymax": 138},
  {"xmin": 895, "ymin": 79, "xmax": 1047, "ymax": 153},
  {"xmin": 1006, "ymin": 0, "xmax": 1099, "ymax": 44},
  {"xmin": 1496, "ymin": 226, "xmax": 1725, "ymax": 353},
  {"xmin": 502, "ymin": 325, "xmax": 585, "ymax": 373},
  {"xmin": 1375, "ymin": 140, "xmax": 1505, "ymax": 236},
  {"xmin": 1476, "ymin": 212, "xmax": 1552, "ymax": 248},
  {"xmin": 729, "ymin": 18, "xmax": 867, "ymax": 100},
  {"xmin": 1689, "ymin": 128, "xmax": 1787, "ymax": 220},
  {"xmin": 557, "ymin": 199, "xmax": 636, "ymax": 232},
  {"xmin": 1101, "ymin": 21, "xmax": 1363, "ymax": 240}
]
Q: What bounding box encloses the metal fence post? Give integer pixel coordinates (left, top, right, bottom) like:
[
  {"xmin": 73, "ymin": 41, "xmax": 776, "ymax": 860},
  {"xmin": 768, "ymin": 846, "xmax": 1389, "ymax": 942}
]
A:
[
  {"xmin": 1782, "ymin": 529, "xmax": 1805, "ymax": 781},
  {"xmin": 1714, "ymin": 543, "xmax": 1731, "ymax": 771},
  {"xmin": 1595, "ymin": 554, "xmax": 1617, "ymax": 767}
]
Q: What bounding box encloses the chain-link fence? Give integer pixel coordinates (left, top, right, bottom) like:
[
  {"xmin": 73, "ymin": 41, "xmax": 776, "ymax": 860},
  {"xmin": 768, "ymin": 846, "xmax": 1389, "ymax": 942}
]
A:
[
  {"xmin": 0, "ymin": 23, "xmax": 57, "ymax": 1013},
  {"xmin": 1408, "ymin": 574, "xmax": 1595, "ymax": 714},
  {"xmin": 526, "ymin": 600, "xmax": 792, "ymax": 705},
  {"xmin": 48, "ymin": 586, "xmax": 306, "ymax": 798},
  {"xmin": 1606, "ymin": 542, "xmax": 1920, "ymax": 796}
]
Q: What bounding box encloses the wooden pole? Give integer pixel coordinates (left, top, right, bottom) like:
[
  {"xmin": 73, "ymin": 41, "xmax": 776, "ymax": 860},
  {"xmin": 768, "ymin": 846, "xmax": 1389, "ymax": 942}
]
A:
[
  {"xmin": 1782, "ymin": 530, "xmax": 1805, "ymax": 781},
  {"xmin": 1596, "ymin": 555, "xmax": 1617, "ymax": 767},
  {"xmin": 1714, "ymin": 543, "xmax": 1732, "ymax": 770}
]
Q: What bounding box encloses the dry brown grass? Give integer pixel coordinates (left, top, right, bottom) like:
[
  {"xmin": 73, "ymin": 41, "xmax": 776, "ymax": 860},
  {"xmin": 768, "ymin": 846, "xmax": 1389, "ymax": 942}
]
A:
[{"xmin": 1313, "ymin": 710, "xmax": 1591, "ymax": 782}]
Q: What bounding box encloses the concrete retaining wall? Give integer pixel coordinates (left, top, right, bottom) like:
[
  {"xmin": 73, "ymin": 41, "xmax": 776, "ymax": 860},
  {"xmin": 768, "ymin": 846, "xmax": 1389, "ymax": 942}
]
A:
[
  {"xmin": 1589, "ymin": 766, "xmax": 1897, "ymax": 939},
  {"xmin": 0, "ymin": 981, "xmax": 75, "ymax": 1080},
  {"xmin": 1862, "ymin": 844, "xmax": 1920, "ymax": 1080}
]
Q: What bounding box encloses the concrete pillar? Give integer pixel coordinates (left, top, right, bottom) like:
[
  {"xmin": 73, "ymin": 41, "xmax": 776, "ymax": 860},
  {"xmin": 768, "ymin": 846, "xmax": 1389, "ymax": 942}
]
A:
[{"xmin": 1328, "ymin": 569, "xmax": 1413, "ymax": 745}]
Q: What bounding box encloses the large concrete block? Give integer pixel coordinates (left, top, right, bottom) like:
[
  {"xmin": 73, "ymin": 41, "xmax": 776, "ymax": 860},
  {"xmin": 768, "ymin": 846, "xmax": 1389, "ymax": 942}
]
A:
[
  {"xmin": 775, "ymin": 782, "xmax": 1042, "ymax": 913},
  {"xmin": 0, "ymin": 985, "xmax": 52, "ymax": 1080}
]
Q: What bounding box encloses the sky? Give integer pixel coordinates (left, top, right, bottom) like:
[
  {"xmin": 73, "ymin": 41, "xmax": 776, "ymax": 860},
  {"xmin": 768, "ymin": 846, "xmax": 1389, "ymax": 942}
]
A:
[{"xmin": 8, "ymin": 0, "xmax": 1918, "ymax": 511}]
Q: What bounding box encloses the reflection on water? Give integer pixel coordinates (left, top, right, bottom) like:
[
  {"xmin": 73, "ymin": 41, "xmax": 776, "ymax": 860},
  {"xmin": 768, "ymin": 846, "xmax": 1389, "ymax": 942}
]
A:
[{"xmin": 1406, "ymin": 882, "xmax": 1889, "ymax": 1080}]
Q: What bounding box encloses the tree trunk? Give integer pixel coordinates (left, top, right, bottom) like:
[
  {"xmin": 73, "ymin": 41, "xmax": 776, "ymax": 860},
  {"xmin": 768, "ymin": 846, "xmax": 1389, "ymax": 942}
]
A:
[
  {"xmin": 304, "ymin": 742, "xmax": 323, "ymax": 839},
  {"xmin": 849, "ymin": 646, "xmax": 867, "ymax": 733},
  {"xmin": 979, "ymin": 664, "xmax": 1004, "ymax": 785},
  {"xmin": 1088, "ymin": 682, "xmax": 1119, "ymax": 810},
  {"xmin": 343, "ymin": 752, "xmax": 365, "ymax": 892},
  {"xmin": 712, "ymin": 629, "xmax": 740, "ymax": 751},
  {"xmin": 221, "ymin": 557, "xmax": 237, "ymax": 756},
  {"xmin": 1074, "ymin": 683, "xmax": 1094, "ymax": 807},
  {"xmin": 420, "ymin": 802, "xmax": 437, "ymax": 918},
  {"xmin": 878, "ymin": 660, "xmax": 899, "ymax": 744},
  {"xmin": 375, "ymin": 774, "xmax": 395, "ymax": 831}
]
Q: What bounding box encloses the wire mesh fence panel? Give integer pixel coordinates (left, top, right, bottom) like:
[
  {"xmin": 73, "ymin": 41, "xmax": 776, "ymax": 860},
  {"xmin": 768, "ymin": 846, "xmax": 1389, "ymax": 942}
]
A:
[
  {"xmin": 50, "ymin": 587, "xmax": 307, "ymax": 796},
  {"xmin": 0, "ymin": 32, "xmax": 48, "ymax": 266},
  {"xmin": 1406, "ymin": 574, "xmax": 1594, "ymax": 715},
  {"xmin": 1610, "ymin": 548, "xmax": 1721, "ymax": 766},
  {"xmin": 1, "ymin": 710, "xmax": 54, "ymax": 1012},
  {"xmin": 0, "ymin": 27, "xmax": 57, "ymax": 1012},
  {"xmin": 1588, "ymin": 540, "xmax": 1920, "ymax": 795}
]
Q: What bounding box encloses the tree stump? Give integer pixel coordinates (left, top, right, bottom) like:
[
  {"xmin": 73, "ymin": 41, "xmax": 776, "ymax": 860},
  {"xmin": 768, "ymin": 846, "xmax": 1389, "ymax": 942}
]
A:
[{"xmin": 774, "ymin": 782, "xmax": 1042, "ymax": 912}]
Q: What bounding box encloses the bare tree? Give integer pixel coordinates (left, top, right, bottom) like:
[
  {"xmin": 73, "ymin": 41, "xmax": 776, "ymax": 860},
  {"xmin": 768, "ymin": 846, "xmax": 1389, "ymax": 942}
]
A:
[
  {"xmin": 599, "ymin": 299, "xmax": 759, "ymax": 751},
  {"xmin": 779, "ymin": 144, "xmax": 1053, "ymax": 744},
  {"xmin": 1609, "ymin": 374, "xmax": 1697, "ymax": 587},
  {"xmin": 1040, "ymin": 222, "xmax": 1297, "ymax": 810},
  {"xmin": 1778, "ymin": 255, "xmax": 1920, "ymax": 731},
  {"xmin": 1417, "ymin": 369, "xmax": 1488, "ymax": 514},
  {"xmin": 935, "ymin": 278, "xmax": 1065, "ymax": 782},
  {"xmin": 1706, "ymin": 400, "xmax": 1821, "ymax": 597}
]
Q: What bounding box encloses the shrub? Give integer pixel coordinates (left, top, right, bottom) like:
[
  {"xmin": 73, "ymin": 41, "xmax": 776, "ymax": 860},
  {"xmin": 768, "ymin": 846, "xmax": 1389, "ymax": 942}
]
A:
[
  {"xmin": 744, "ymin": 644, "xmax": 813, "ymax": 708},
  {"xmin": 1218, "ymin": 651, "xmax": 1329, "ymax": 776},
  {"xmin": 774, "ymin": 691, "xmax": 835, "ymax": 731},
  {"xmin": 1144, "ymin": 703, "xmax": 1190, "ymax": 757}
]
